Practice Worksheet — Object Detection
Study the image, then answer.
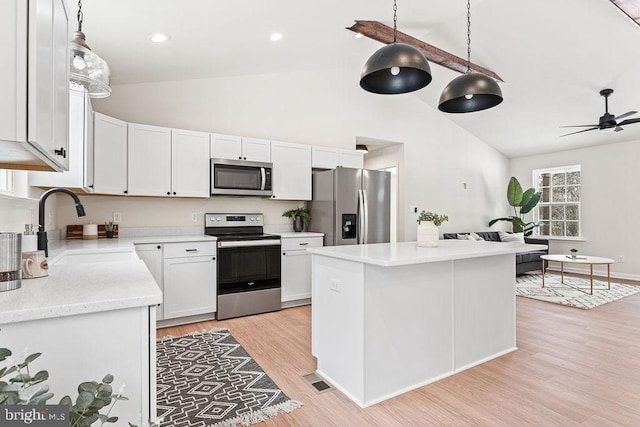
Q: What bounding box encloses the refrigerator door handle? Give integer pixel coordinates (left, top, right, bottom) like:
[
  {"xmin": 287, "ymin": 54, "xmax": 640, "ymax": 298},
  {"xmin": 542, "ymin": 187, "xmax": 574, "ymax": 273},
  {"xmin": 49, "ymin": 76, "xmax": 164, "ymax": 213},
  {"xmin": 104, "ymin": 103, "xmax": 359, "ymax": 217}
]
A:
[
  {"xmin": 362, "ymin": 189, "xmax": 369, "ymax": 244},
  {"xmin": 357, "ymin": 189, "xmax": 365, "ymax": 244}
]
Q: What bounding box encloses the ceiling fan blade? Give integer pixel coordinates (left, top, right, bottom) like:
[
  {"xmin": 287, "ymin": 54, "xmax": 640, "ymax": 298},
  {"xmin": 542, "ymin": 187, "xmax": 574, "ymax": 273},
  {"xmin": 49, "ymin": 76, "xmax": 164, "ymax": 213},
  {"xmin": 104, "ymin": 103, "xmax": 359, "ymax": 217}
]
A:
[
  {"xmin": 560, "ymin": 127, "xmax": 599, "ymax": 137},
  {"xmin": 560, "ymin": 124, "xmax": 599, "ymax": 128},
  {"xmin": 614, "ymin": 111, "xmax": 638, "ymax": 121},
  {"xmin": 617, "ymin": 117, "xmax": 640, "ymax": 126}
]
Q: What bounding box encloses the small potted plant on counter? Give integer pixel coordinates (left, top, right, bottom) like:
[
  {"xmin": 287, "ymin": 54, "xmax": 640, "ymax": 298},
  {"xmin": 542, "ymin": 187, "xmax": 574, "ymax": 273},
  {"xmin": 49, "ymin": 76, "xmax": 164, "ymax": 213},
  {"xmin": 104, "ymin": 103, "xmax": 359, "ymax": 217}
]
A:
[
  {"xmin": 570, "ymin": 248, "xmax": 578, "ymax": 259},
  {"xmin": 417, "ymin": 211, "xmax": 448, "ymax": 248},
  {"xmin": 105, "ymin": 221, "xmax": 116, "ymax": 238},
  {"xmin": 282, "ymin": 207, "xmax": 311, "ymax": 232}
]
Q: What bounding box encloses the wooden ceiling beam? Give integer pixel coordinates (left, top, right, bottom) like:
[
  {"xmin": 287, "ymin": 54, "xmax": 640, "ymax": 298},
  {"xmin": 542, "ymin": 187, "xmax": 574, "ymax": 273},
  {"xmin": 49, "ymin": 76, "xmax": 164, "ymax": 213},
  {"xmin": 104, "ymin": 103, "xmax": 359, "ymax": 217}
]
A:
[{"xmin": 347, "ymin": 20, "xmax": 504, "ymax": 82}]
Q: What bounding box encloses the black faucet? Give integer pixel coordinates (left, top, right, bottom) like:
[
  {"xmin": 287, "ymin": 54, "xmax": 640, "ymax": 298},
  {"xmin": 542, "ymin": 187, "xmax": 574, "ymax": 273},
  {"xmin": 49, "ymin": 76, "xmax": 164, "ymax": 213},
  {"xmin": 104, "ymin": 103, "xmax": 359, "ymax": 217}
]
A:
[{"xmin": 38, "ymin": 188, "xmax": 86, "ymax": 257}]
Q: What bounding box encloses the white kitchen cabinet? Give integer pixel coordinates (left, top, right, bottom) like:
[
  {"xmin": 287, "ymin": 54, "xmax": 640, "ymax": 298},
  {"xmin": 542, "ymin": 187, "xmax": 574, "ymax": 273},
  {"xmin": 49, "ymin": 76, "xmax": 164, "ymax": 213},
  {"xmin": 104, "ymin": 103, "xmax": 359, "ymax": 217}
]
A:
[
  {"xmin": 93, "ymin": 113, "xmax": 128, "ymax": 195},
  {"xmin": 171, "ymin": 128, "xmax": 210, "ymax": 197},
  {"xmin": 281, "ymin": 235, "xmax": 323, "ymax": 304},
  {"xmin": 271, "ymin": 141, "xmax": 312, "ymax": 200},
  {"xmin": 136, "ymin": 244, "xmax": 164, "ymax": 319},
  {"xmin": 312, "ymin": 146, "xmax": 364, "ymax": 169},
  {"xmin": 128, "ymin": 123, "xmax": 172, "ymax": 196},
  {"xmin": 29, "ymin": 84, "xmax": 95, "ymax": 191},
  {"xmin": 162, "ymin": 242, "xmax": 217, "ymax": 320},
  {"xmin": 210, "ymin": 133, "xmax": 271, "ymax": 162},
  {"xmin": 0, "ymin": 0, "xmax": 69, "ymax": 172}
]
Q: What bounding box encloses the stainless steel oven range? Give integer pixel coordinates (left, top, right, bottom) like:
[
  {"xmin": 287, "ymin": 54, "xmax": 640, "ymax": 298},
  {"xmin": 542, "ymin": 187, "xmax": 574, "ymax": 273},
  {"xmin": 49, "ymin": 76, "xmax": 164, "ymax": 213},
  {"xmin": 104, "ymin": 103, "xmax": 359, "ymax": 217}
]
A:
[{"xmin": 205, "ymin": 213, "xmax": 281, "ymax": 320}]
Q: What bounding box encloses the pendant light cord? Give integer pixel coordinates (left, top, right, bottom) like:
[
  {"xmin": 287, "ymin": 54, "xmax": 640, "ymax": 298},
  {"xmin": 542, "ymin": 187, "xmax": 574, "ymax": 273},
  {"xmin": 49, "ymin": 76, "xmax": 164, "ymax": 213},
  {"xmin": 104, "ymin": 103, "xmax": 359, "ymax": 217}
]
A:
[
  {"xmin": 393, "ymin": 0, "xmax": 398, "ymax": 44},
  {"xmin": 77, "ymin": 0, "xmax": 83, "ymax": 32},
  {"xmin": 466, "ymin": 0, "xmax": 471, "ymax": 73}
]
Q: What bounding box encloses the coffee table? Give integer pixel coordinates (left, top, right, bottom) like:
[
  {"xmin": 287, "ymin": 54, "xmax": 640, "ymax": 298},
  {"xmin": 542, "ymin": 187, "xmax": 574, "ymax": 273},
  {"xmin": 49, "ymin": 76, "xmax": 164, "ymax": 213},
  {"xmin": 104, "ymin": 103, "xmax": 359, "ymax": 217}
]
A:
[{"xmin": 540, "ymin": 254, "xmax": 614, "ymax": 295}]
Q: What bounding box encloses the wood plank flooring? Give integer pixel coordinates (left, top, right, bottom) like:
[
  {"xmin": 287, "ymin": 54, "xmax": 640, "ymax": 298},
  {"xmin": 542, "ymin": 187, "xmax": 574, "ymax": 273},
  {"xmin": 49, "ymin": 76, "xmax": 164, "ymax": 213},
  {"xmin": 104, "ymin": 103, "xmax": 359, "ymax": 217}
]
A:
[{"xmin": 158, "ymin": 282, "xmax": 640, "ymax": 426}]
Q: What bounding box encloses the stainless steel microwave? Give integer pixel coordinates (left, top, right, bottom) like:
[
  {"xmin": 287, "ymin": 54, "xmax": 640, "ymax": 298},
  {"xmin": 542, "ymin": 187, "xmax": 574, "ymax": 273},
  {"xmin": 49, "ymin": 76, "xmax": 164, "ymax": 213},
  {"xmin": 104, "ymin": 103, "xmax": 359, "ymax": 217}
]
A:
[{"xmin": 210, "ymin": 158, "xmax": 273, "ymax": 197}]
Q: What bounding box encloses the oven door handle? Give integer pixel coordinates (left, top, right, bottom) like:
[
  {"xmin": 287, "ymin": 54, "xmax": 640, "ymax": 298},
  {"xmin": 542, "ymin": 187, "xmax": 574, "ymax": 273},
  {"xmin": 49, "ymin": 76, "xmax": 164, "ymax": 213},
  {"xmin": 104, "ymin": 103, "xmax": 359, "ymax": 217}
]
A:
[
  {"xmin": 260, "ymin": 167, "xmax": 266, "ymax": 191},
  {"xmin": 218, "ymin": 240, "xmax": 281, "ymax": 248}
]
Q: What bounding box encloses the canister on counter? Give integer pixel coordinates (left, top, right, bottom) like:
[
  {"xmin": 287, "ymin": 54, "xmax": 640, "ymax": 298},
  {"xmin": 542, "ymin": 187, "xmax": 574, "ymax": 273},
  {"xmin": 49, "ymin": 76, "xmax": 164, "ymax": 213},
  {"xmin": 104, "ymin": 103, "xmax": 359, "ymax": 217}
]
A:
[{"xmin": 83, "ymin": 223, "xmax": 98, "ymax": 240}]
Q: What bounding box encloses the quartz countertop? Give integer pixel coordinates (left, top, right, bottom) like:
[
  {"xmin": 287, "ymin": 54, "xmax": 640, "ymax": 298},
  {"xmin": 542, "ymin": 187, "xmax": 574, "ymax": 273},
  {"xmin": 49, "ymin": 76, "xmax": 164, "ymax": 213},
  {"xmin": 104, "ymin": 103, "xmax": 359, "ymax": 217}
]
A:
[
  {"xmin": 0, "ymin": 235, "xmax": 217, "ymax": 325},
  {"xmin": 306, "ymin": 239, "xmax": 548, "ymax": 267}
]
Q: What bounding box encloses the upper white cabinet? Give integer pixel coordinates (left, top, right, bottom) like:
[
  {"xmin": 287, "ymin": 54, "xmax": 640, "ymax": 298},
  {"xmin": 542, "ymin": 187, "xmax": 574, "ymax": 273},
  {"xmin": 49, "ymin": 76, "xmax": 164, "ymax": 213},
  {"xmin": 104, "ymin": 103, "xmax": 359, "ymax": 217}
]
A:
[
  {"xmin": 210, "ymin": 133, "xmax": 271, "ymax": 162},
  {"xmin": 312, "ymin": 146, "xmax": 364, "ymax": 169},
  {"xmin": 93, "ymin": 113, "xmax": 128, "ymax": 195},
  {"xmin": 171, "ymin": 129, "xmax": 210, "ymax": 197},
  {"xmin": 271, "ymin": 141, "xmax": 312, "ymax": 200},
  {"xmin": 128, "ymin": 123, "xmax": 172, "ymax": 197},
  {"xmin": 0, "ymin": 0, "xmax": 69, "ymax": 172},
  {"xmin": 29, "ymin": 84, "xmax": 94, "ymax": 191}
]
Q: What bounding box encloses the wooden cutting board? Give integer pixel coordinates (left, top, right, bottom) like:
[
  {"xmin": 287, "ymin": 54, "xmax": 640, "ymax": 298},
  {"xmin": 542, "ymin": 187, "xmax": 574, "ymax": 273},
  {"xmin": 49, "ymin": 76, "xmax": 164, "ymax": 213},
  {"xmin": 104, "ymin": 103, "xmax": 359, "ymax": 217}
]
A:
[{"xmin": 66, "ymin": 224, "xmax": 119, "ymax": 239}]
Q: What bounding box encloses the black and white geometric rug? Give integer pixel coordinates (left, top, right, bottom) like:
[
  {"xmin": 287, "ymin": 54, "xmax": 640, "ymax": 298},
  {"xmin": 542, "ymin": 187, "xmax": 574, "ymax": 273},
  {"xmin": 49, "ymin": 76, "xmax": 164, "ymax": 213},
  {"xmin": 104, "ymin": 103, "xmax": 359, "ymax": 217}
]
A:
[
  {"xmin": 516, "ymin": 273, "xmax": 640, "ymax": 309},
  {"xmin": 156, "ymin": 328, "xmax": 301, "ymax": 427}
]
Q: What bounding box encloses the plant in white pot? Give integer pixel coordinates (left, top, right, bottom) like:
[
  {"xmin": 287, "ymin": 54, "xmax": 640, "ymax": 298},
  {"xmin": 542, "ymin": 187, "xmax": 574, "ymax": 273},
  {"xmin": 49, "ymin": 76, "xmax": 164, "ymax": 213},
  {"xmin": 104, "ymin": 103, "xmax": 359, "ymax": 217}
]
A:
[{"xmin": 417, "ymin": 211, "xmax": 448, "ymax": 248}]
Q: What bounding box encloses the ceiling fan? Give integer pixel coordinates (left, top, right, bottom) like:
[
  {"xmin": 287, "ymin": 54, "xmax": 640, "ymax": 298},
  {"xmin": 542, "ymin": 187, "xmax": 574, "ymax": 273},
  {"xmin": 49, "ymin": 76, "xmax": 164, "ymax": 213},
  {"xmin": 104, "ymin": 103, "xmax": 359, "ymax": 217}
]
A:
[{"xmin": 560, "ymin": 89, "xmax": 640, "ymax": 137}]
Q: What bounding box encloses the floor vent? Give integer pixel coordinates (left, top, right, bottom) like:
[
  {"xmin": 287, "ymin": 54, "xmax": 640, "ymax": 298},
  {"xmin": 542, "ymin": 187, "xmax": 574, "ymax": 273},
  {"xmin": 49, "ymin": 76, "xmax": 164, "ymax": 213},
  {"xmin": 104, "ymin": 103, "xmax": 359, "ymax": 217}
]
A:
[{"xmin": 302, "ymin": 372, "xmax": 335, "ymax": 394}]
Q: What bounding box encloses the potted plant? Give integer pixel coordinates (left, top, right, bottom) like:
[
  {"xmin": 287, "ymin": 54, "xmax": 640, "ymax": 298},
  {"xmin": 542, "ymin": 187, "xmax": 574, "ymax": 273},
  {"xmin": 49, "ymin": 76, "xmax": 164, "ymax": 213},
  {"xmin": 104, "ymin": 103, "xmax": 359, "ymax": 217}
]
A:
[
  {"xmin": 105, "ymin": 221, "xmax": 116, "ymax": 238},
  {"xmin": 489, "ymin": 176, "xmax": 541, "ymax": 236},
  {"xmin": 282, "ymin": 207, "xmax": 311, "ymax": 232},
  {"xmin": 416, "ymin": 211, "xmax": 448, "ymax": 248}
]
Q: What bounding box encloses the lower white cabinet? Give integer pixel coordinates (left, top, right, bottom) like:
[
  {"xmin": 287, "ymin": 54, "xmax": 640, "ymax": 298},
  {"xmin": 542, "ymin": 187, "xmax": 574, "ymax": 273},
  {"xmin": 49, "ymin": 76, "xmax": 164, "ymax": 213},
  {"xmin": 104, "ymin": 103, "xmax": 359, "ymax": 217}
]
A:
[
  {"xmin": 136, "ymin": 241, "xmax": 217, "ymax": 323},
  {"xmin": 281, "ymin": 235, "xmax": 323, "ymax": 303},
  {"xmin": 135, "ymin": 244, "xmax": 164, "ymax": 318}
]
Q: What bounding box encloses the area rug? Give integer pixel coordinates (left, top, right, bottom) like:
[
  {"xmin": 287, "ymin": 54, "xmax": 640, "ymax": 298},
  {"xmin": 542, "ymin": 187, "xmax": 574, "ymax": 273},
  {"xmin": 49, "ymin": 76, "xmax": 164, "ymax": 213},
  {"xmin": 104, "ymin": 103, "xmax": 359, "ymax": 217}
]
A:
[
  {"xmin": 516, "ymin": 273, "xmax": 640, "ymax": 309},
  {"xmin": 156, "ymin": 328, "xmax": 301, "ymax": 427}
]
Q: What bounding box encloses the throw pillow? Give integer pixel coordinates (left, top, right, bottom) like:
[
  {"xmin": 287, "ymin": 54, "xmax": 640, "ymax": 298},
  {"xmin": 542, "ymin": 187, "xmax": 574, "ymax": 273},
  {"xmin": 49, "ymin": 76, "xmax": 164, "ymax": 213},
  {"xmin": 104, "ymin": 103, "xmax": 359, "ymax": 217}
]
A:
[
  {"xmin": 498, "ymin": 231, "xmax": 525, "ymax": 243},
  {"xmin": 457, "ymin": 233, "xmax": 471, "ymax": 240},
  {"xmin": 469, "ymin": 232, "xmax": 484, "ymax": 241}
]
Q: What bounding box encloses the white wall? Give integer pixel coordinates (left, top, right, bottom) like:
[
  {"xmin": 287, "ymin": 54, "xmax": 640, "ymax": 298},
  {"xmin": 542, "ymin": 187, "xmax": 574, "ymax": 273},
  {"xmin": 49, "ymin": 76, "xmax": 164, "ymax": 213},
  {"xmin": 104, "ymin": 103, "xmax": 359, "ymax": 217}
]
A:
[
  {"xmin": 510, "ymin": 139, "xmax": 640, "ymax": 279},
  {"xmin": 89, "ymin": 67, "xmax": 509, "ymax": 240}
]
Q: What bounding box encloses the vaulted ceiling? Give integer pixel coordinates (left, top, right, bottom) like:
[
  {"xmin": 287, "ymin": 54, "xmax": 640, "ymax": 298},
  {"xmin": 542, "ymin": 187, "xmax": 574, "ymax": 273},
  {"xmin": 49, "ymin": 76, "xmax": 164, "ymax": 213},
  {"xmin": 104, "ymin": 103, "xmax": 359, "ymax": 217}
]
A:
[{"xmin": 77, "ymin": 0, "xmax": 640, "ymax": 158}]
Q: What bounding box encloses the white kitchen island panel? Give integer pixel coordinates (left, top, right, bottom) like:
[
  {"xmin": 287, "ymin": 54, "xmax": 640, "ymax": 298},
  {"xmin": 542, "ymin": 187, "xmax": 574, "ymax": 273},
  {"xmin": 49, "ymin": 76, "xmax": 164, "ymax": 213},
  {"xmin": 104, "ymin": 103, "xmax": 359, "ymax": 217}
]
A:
[{"xmin": 309, "ymin": 240, "xmax": 544, "ymax": 407}]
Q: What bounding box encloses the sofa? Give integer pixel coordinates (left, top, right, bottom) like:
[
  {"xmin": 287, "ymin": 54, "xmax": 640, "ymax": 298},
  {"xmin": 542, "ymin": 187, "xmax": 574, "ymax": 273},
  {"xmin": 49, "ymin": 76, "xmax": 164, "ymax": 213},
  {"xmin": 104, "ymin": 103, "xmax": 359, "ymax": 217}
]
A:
[{"xmin": 442, "ymin": 232, "xmax": 549, "ymax": 275}]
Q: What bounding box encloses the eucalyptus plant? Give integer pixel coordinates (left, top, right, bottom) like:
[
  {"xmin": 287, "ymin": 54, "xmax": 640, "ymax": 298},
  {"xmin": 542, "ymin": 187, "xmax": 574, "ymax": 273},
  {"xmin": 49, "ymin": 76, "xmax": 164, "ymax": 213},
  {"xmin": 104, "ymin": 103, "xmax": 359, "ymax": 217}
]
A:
[{"xmin": 489, "ymin": 176, "xmax": 541, "ymax": 236}]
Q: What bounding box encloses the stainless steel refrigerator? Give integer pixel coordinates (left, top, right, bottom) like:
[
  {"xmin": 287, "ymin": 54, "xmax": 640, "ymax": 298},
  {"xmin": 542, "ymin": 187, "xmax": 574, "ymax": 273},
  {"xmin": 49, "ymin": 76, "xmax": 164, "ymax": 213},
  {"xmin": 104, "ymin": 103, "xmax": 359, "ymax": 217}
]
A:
[{"xmin": 309, "ymin": 167, "xmax": 390, "ymax": 246}]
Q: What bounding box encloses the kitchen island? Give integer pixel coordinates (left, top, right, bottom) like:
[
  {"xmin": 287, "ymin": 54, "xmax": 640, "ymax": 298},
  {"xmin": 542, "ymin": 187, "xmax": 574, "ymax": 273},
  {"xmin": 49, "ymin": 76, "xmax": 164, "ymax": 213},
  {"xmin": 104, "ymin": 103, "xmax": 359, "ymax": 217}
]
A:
[{"xmin": 307, "ymin": 239, "xmax": 547, "ymax": 408}]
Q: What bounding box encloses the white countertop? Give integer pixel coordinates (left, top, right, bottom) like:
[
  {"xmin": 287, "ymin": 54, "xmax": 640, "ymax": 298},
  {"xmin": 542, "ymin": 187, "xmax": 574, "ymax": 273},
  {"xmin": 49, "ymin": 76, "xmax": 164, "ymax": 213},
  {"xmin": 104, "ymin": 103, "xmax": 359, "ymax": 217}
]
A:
[
  {"xmin": 307, "ymin": 239, "xmax": 548, "ymax": 267},
  {"xmin": 0, "ymin": 235, "xmax": 216, "ymax": 325}
]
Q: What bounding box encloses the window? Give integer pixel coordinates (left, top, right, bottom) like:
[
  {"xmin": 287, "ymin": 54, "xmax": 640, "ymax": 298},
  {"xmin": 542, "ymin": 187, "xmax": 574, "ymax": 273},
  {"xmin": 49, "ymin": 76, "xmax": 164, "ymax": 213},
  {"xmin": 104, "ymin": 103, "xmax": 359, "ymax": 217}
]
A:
[
  {"xmin": 533, "ymin": 165, "xmax": 581, "ymax": 237},
  {"xmin": 0, "ymin": 170, "xmax": 13, "ymax": 195}
]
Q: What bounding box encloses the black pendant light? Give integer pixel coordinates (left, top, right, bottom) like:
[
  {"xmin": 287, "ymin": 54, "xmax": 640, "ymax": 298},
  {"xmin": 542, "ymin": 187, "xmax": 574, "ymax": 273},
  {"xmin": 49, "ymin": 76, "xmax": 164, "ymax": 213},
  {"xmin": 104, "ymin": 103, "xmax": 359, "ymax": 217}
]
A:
[
  {"xmin": 438, "ymin": 0, "xmax": 502, "ymax": 113},
  {"xmin": 360, "ymin": 0, "xmax": 432, "ymax": 94}
]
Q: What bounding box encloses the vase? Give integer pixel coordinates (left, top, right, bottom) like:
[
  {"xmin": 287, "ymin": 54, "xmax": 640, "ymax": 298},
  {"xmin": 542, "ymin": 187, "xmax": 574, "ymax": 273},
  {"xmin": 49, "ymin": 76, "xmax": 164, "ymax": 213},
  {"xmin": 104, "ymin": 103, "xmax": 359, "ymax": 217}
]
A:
[
  {"xmin": 293, "ymin": 217, "xmax": 304, "ymax": 232},
  {"xmin": 417, "ymin": 221, "xmax": 439, "ymax": 247}
]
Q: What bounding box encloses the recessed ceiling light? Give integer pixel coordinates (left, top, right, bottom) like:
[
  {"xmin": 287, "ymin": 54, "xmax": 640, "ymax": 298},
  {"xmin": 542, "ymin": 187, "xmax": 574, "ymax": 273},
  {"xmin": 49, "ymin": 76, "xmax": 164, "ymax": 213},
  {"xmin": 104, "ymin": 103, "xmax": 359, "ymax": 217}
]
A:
[
  {"xmin": 150, "ymin": 33, "xmax": 170, "ymax": 43},
  {"xmin": 355, "ymin": 33, "xmax": 364, "ymax": 38},
  {"xmin": 270, "ymin": 33, "xmax": 283, "ymax": 41}
]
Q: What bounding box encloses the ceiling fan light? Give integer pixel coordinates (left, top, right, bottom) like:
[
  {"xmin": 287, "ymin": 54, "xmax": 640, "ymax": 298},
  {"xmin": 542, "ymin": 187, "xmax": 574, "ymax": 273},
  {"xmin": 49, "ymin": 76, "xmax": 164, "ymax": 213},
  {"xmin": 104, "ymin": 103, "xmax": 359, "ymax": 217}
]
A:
[
  {"xmin": 360, "ymin": 43, "xmax": 432, "ymax": 94},
  {"xmin": 438, "ymin": 72, "xmax": 503, "ymax": 113}
]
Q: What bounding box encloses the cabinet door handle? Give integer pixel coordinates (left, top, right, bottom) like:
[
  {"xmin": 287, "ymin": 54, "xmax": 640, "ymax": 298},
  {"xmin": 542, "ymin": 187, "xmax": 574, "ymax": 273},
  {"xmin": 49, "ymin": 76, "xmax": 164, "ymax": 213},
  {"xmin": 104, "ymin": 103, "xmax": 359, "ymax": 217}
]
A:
[
  {"xmin": 298, "ymin": 242, "xmax": 308, "ymax": 246},
  {"xmin": 124, "ymin": 190, "xmax": 128, "ymax": 194},
  {"xmin": 185, "ymin": 249, "xmax": 198, "ymax": 252},
  {"xmin": 283, "ymin": 252, "xmax": 286, "ymax": 255},
  {"xmin": 89, "ymin": 185, "xmax": 94, "ymax": 188},
  {"xmin": 167, "ymin": 191, "xmax": 171, "ymax": 195},
  {"xmin": 173, "ymin": 192, "xmax": 176, "ymax": 195},
  {"xmin": 212, "ymin": 256, "xmax": 216, "ymax": 260},
  {"xmin": 156, "ymin": 245, "xmax": 161, "ymax": 250},
  {"xmin": 54, "ymin": 147, "xmax": 66, "ymax": 158}
]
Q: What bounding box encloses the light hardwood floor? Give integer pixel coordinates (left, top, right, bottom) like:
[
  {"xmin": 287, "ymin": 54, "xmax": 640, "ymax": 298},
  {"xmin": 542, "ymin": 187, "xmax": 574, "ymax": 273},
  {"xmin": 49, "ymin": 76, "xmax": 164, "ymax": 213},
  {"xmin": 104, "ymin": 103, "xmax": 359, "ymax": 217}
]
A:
[{"xmin": 158, "ymin": 277, "xmax": 640, "ymax": 426}]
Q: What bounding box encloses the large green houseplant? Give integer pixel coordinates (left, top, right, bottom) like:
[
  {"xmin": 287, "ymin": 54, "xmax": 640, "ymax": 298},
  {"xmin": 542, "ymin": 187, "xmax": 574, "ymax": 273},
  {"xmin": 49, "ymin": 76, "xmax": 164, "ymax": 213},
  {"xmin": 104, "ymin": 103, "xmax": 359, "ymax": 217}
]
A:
[{"xmin": 489, "ymin": 177, "xmax": 541, "ymax": 236}]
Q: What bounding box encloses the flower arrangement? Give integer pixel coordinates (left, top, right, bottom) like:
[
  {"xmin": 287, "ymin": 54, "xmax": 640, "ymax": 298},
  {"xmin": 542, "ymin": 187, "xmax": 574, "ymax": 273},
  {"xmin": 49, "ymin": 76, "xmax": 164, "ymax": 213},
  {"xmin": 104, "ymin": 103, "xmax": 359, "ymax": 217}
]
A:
[{"xmin": 417, "ymin": 211, "xmax": 449, "ymax": 226}]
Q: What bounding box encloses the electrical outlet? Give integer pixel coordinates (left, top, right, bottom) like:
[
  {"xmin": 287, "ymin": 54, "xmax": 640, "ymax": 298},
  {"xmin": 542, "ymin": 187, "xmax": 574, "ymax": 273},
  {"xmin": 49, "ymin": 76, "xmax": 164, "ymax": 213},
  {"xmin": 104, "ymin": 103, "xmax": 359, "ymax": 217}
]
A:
[
  {"xmin": 113, "ymin": 212, "xmax": 122, "ymax": 223},
  {"xmin": 191, "ymin": 212, "xmax": 198, "ymax": 222},
  {"xmin": 330, "ymin": 279, "xmax": 341, "ymax": 292},
  {"xmin": 618, "ymin": 255, "xmax": 625, "ymax": 263}
]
